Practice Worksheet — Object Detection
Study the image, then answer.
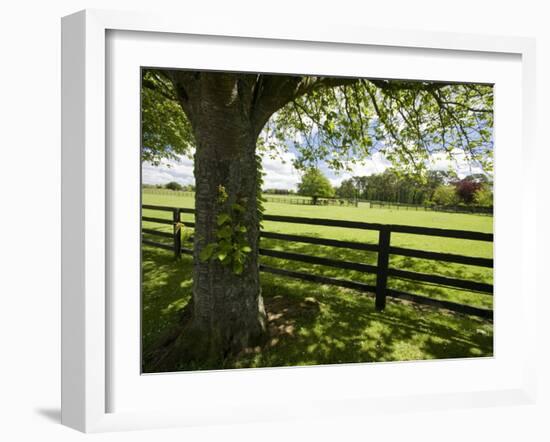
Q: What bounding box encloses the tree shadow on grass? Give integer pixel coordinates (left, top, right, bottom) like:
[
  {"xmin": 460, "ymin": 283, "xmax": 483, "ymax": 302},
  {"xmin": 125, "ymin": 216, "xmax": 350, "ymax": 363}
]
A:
[
  {"xmin": 141, "ymin": 246, "xmax": 493, "ymax": 373},
  {"xmin": 141, "ymin": 246, "xmax": 193, "ymax": 357},
  {"xmin": 228, "ymin": 275, "xmax": 492, "ymax": 369}
]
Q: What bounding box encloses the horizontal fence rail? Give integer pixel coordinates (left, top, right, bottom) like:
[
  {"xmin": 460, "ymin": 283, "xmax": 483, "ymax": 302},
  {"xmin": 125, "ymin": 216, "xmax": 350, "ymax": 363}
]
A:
[
  {"xmin": 141, "ymin": 204, "xmax": 493, "ymax": 320},
  {"xmin": 260, "ymin": 231, "xmax": 380, "ymax": 252}
]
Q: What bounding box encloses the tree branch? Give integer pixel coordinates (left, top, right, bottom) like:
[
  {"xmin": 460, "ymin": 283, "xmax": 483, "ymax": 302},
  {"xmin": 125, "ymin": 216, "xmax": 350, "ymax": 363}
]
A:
[{"xmin": 251, "ymin": 75, "xmax": 359, "ymax": 135}]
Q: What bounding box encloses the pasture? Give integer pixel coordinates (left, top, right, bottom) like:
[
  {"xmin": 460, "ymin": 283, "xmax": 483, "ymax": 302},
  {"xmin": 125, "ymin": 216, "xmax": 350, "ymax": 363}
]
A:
[{"xmin": 141, "ymin": 189, "xmax": 493, "ymax": 371}]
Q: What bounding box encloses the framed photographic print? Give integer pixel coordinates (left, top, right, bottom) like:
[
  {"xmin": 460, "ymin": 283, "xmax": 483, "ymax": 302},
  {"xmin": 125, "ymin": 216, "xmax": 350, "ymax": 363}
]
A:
[{"xmin": 61, "ymin": 9, "xmax": 537, "ymax": 433}]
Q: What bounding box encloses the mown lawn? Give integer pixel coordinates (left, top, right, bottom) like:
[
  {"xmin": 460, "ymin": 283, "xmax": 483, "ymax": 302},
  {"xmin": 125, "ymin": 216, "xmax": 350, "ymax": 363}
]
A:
[{"xmin": 141, "ymin": 189, "xmax": 493, "ymax": 371}]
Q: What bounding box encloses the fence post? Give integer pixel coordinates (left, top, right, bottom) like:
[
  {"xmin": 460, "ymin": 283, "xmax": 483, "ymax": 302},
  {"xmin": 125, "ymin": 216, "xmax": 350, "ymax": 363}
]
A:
[
  {"xmin": 375, "ymin": 227, "xmax": 391, "ymax": 311},
  {"xmin": 173, "ymin": 208, "xmax": 181, "ymax": 259}
]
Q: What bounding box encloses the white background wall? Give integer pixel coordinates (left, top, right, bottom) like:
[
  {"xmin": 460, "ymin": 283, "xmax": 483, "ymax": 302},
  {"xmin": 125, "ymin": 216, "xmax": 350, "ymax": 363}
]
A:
[{"xmin": 0, "ymin": 1, "xmax": 548, "ymax": 440}]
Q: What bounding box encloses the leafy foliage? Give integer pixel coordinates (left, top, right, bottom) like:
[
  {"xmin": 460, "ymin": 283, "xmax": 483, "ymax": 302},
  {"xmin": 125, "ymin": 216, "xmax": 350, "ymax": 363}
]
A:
[
  {"xmin": 297, "ymin": 168, "xmax": 335, "ymax": 202},
  {"xmin": 142, "ymin": 70, "xmax": 493, "ymax": 181},
  {"xmin": 164, "ymin": 181, "xmax": 183, "ymax": 191},
  {"xmin": 263, "ymin": 80, "xmax": 493, "ymax": 177},
  {"xmin": 256, "ymin": 154, "xmax": 266, "ymax": 227},
  {"xmin": 336, "ymin": 179, "xmax": 357, "ymax": 199},
  {"xmin": 474, "ymin": 186, "xmax": 493, "ymax": 207},
  {"xmin": 141, "ymin": 70, "xmax": 194, "ymax": 166},
  {"xmin": 453, "ymin": 178, "xmax": 483, "ymax": 204},
  {"xmin": 432, "ymin": 185, "xmax": 460, "ymax": 206},
  {"xmin": 349, "ymin": 169, "xmax": 450, "ymax": 205},
  {"xmin": 199, "ymin": 186, "xmax": 252, "ymax": 275}
]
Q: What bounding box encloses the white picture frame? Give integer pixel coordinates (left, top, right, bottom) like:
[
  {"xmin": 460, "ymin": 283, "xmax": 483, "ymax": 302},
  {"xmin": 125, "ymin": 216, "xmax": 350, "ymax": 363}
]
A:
[{"xmin": 61, "ymin": 9, "xmax": 537, "ymax": 433}]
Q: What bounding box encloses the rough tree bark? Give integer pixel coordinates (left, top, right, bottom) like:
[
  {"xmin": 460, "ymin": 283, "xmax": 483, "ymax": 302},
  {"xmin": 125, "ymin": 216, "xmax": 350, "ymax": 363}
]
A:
[{"xmin": 189, "ymin": 95, "xmax": 268, "ymax": 361}]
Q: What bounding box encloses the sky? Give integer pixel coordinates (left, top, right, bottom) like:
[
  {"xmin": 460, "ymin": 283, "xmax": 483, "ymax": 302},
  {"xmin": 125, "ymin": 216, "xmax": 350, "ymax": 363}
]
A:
[{"xmin": 142, "ymin": 146, "xmax": 485, "ymax": 191}]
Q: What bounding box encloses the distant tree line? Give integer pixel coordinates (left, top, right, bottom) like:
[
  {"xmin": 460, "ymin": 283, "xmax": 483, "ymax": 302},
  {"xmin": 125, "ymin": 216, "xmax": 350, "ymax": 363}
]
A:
[
  {"xmin": 263, "ymin": 188, "xmax": 296, "ymax": 195},
  {"xmin": 145, "ymin": 171, "xmax": 493, "ymax": 208},
  {"xmin": 335, "ymin": 169, "xmax": 493, "ymax": 208},
  {"xmin": 291, "ymin": 167, "xmax": 493, "ymax": 208},
  {"xmin": 142, "ymin": 182, "xmax": 196, "ymax": 192}
]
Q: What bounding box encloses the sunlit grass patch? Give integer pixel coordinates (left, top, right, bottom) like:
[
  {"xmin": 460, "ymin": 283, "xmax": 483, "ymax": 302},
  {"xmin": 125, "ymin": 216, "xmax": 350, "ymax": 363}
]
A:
[{"xmin": 141, "ymin": 191, "xmax": 493, "ymax": 371}]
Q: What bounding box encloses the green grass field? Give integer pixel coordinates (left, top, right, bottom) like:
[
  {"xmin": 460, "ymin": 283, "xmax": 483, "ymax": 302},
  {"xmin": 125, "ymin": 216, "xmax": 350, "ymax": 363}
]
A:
[{"xmin": 141, "ymin": 189, "xmax": 493, "ymax": 371}]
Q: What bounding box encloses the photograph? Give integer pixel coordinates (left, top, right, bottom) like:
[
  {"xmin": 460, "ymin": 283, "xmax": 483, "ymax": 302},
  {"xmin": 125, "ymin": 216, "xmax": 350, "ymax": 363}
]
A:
[{"xmin": 140, "ymin": 68, "xmax": 494, "ymax": 373}]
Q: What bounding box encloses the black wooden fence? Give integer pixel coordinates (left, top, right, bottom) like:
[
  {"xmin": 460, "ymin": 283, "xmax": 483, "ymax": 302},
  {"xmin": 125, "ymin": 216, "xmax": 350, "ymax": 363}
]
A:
[{"xmin": 142, "ymin": 204, "xmax": 493, "ymax": 320}]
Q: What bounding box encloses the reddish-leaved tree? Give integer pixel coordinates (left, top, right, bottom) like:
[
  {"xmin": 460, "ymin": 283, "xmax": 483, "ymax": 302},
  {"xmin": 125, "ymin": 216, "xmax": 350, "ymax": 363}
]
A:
[{"xmin": 453, "ymin": 178, "xmax": 483, "ymax": 204}]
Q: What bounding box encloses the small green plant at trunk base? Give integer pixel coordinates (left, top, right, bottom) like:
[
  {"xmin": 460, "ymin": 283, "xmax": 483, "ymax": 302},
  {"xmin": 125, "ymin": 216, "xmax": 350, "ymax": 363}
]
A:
[{"xmin": 199, "ymin": 186, "xmax": 252, "ymax": 275}]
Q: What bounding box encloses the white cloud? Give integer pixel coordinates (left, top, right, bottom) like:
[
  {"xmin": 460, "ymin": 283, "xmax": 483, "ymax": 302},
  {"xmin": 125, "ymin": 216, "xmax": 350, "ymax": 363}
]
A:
[
  {"xmin": 261, "ymin": 151, "xmax": 300, "ymax": 190},
  {"xmin": 328, "ymin": 152, "xmax": 392, "ymax": 186},
  {"xmin": 428, "ymin": 149, "xmax": 485, "ymax": 178},
  {"xmin": 142, "ymin": 148, "xmax": 486, "ymax": 190},
  {"xmin": 142, "ymin": 156, "xmax": 194, "ymax": 186},
  {"xmin": 142, "ymin": 150, "xmax": 301, "ymax": 191}
]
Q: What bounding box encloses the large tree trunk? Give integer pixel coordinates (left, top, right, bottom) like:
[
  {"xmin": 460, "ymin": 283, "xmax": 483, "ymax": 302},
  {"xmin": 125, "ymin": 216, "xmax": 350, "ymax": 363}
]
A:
[
  {"xmin": 189, "ymin": 116, "xmax": 267, "ymax": 360},
  {"xmin": 155, "ymin": 74, "xmax": 269, "ymax": 369}
]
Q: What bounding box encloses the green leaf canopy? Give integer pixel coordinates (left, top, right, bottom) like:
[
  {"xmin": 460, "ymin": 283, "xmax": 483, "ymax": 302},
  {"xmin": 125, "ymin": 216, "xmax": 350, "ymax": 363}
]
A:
[{"xmin": 142, "ymin": 70, "xmax": 493, "ymax": 178}]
